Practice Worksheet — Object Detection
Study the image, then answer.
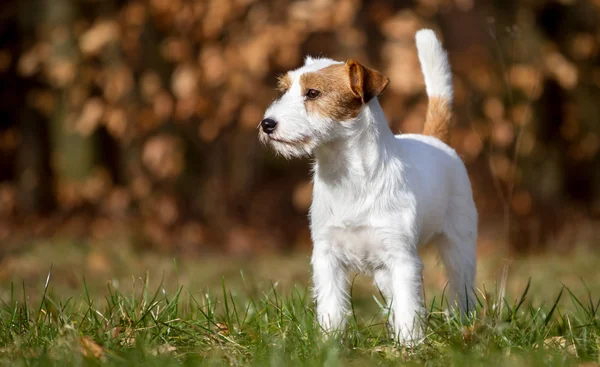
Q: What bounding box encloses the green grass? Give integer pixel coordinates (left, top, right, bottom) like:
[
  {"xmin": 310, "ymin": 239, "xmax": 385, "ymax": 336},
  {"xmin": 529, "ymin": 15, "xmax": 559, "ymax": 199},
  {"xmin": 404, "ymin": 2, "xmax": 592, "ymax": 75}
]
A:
[
  {"xmin": 1, "ymin": 269, "xmax": 599, "ymax": 365},
  {"xmin": 1, "ymin": 240, "xmax": 600, "ymax": 365}
]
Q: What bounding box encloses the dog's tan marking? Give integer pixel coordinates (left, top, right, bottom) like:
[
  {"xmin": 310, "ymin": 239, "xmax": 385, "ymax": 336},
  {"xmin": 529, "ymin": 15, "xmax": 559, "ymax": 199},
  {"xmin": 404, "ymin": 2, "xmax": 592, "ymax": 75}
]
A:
[
  {"xmin": 422, "ymin": 96, "xmax": 452, "ymax": 144},
  {"xmin": 277, "ymin": 73, "xmax": 292, "ymax": 94},
  {"xmin": 300, "ymin": 61, "xmax": 389, "ymax": 121},
  {"xmin": 300, "ymin": 64, "xmax": 363, "ymax": 121}
]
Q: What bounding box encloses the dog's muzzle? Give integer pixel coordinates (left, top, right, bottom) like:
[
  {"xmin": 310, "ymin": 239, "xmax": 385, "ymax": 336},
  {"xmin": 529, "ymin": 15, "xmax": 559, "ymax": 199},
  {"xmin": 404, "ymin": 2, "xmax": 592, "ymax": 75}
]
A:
[{"xmin": 260, "ymin": 118, "xmax": 277, "ymax": 135}]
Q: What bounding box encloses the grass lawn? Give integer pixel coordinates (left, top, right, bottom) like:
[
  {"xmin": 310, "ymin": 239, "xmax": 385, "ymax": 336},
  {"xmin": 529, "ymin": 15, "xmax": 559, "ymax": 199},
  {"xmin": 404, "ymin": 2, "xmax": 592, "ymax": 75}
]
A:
[{"xmin": 1, "ymin": 238, "xmax": 600, "ymax": 366}]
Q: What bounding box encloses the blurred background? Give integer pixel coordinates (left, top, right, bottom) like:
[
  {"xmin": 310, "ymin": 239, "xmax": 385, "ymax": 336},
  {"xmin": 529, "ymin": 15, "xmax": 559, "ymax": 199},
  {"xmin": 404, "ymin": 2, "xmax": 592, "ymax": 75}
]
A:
[{"xmin": 0, "ymin": 0, "xmax": 599, "ymax": 269}]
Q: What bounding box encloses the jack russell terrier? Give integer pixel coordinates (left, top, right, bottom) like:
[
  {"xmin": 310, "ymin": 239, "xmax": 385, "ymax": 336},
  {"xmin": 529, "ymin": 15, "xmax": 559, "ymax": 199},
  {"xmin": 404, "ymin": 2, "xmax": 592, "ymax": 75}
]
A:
[{"xmin": 259, "ymin": 29, "xmax": 477, "ymax": 344}]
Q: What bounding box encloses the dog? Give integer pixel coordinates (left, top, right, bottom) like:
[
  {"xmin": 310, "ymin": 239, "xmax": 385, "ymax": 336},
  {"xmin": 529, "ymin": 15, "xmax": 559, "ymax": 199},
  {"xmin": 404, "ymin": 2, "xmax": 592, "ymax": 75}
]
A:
[{"xmin": 258, "ymin": 29, "xmax": 477, "ymax": 344}]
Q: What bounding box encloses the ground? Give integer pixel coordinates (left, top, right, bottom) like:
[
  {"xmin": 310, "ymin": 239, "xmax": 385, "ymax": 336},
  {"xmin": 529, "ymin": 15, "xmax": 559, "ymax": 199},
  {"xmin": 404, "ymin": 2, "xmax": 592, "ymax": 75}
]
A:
[{"xmin": 1, "ymin": 237, "xmax": 600, "ymax": 366}]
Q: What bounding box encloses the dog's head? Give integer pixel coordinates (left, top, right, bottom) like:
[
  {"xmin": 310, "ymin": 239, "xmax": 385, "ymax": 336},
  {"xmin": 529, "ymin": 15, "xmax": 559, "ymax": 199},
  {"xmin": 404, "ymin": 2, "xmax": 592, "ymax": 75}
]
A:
[{"xmin": 259, "ymin": 56, "xmax": 389, "ymax": 158}]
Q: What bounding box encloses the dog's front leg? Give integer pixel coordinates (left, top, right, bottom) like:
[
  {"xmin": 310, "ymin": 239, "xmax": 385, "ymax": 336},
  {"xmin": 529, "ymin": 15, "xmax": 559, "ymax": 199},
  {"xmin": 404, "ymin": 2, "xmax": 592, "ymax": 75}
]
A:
[
  {"xmin": 311, "ymin": 246, "xmax": 348, "ymax": 334},
  {"xmin": 387, "ymin": 253, "xmax": 425, "ymax": 345}
]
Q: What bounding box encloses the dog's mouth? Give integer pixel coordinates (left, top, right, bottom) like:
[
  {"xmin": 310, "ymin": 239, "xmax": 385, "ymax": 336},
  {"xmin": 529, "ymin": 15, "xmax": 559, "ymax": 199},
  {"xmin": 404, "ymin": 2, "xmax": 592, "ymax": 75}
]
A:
[
  {"xmin": 258, "ymin": 129, "xmax": 314, "ymax": 158},
  {"xmin": 267, "ymin": 135, "xmax": 311, "ymax": 146}
]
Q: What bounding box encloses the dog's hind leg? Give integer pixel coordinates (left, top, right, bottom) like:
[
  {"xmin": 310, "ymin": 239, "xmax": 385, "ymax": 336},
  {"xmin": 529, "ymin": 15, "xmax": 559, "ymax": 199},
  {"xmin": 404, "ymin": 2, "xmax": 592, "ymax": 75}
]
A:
[{"xmin": 437, "ymin": 198, "xmax": 477, "ymax": 318}]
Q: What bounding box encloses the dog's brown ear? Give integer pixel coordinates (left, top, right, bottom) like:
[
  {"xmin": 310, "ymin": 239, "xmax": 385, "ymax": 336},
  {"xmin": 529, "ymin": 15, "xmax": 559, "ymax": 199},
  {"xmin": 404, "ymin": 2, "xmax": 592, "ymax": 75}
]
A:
[{"xmin": 346, "ymin": 59, "xmax": 390, "ymax": 103}]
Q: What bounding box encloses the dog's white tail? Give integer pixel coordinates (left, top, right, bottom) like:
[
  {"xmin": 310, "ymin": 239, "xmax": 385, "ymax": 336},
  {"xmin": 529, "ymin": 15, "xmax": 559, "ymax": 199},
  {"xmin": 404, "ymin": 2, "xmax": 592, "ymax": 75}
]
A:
[{"xmin": 415, "ymin": 29, "xmax": 453, "ymax": 144}]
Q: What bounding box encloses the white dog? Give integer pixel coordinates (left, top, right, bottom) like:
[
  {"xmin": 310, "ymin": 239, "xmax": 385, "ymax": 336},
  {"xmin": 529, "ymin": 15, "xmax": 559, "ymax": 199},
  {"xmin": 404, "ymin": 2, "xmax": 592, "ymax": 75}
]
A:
[{"xmin": 259, "ymin": 29, "xmax": 477, "ymax": 344}]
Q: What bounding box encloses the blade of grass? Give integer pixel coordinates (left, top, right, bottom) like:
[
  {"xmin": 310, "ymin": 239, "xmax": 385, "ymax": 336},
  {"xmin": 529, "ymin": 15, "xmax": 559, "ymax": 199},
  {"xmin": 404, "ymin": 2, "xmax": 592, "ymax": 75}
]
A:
[{"xmin": 544, "ymin": 286, "xmax": 565, "ymax": 327}]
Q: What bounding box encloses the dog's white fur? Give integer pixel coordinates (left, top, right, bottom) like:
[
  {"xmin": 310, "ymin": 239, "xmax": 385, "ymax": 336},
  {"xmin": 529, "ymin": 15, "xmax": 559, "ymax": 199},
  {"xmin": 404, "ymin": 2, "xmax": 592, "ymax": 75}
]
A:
[{"xmin": 260, "ymin": 29, "xmax": 477, "ymax": 344}]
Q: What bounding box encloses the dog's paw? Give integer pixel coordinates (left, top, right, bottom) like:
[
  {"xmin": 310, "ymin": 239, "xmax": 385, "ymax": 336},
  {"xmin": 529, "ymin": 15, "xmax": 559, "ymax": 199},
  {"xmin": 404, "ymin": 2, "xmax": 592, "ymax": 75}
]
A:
[{"xmin": 391, "ymin": 326, "xmax": 425, "ymax": 348}]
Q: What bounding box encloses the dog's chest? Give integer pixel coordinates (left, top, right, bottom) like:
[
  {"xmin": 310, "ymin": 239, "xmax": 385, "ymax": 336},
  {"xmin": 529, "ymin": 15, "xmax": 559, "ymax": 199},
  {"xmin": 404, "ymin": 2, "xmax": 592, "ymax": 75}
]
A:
[{"xmin": 326, "ymin": 226, "xmax": 386, "ymax": 273}]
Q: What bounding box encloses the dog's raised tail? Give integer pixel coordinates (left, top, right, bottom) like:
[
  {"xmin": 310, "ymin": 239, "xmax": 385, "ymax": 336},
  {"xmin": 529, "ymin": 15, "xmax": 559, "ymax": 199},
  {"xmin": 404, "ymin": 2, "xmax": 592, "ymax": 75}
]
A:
[{"xmin": 415, "ymin": 29, "xmax": 453, "ymax": 144}]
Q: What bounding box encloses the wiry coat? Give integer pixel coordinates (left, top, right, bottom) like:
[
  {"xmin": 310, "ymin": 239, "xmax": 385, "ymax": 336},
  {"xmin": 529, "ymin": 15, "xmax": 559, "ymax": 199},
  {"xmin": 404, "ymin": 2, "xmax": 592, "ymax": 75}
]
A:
[{"xmin": 259, "ymin": 29, "xmax": 477, "ymax": 344}]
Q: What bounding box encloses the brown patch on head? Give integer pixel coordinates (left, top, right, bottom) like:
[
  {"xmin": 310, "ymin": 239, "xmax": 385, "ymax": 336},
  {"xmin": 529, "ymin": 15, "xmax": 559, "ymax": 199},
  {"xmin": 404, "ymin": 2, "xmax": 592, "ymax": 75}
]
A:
[
  {"xmin": 300, "ymin": 64, "xmax": 362, "ymax": 121},
  {"xmin": 299, "ymin": 61, "xmax": 390, "ymax": 121},
  {"xmin": 276, "ymin": 73, "xmax": 292, "ymax": 94}
]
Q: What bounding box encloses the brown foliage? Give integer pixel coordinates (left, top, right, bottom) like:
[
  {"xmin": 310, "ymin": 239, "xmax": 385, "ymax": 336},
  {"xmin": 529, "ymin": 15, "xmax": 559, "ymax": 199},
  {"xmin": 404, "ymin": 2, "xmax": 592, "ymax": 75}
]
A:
[{"xmin": 0, "ymin": 0, "xmax": 599, "ymax": 253}]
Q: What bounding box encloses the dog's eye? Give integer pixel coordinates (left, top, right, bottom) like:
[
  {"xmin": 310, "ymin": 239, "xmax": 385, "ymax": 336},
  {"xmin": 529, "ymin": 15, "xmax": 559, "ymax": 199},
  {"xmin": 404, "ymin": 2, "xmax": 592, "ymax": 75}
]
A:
[{"xmin": 305, "ymin": 89, "xmax": 321, "ymax": 100}]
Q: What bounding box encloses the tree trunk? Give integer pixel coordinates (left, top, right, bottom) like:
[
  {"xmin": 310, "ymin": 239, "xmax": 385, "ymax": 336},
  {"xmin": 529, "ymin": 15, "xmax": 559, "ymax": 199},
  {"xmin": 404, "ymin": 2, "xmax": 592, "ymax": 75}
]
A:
[
  {"xmin": 15, "ymin": 0, "xmax": 55, "ymax": 213},
  {"xmin": 46, "ymin": 0, "xmax": 95, "ymax": 192}
]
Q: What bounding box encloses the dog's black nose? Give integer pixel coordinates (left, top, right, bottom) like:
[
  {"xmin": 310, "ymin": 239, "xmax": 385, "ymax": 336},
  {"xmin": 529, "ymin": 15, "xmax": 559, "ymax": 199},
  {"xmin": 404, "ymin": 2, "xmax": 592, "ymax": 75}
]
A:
[{"xmin": 260, "ymin": 118, "xmax": 278, "ymax": 134}]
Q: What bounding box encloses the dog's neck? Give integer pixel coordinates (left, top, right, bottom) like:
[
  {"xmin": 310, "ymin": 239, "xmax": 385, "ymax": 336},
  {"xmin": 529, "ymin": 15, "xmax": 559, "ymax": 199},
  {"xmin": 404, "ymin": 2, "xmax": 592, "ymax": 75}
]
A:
[{"xmin": 313, "ymin": 98, "xmax": 397, "ymax": 185}]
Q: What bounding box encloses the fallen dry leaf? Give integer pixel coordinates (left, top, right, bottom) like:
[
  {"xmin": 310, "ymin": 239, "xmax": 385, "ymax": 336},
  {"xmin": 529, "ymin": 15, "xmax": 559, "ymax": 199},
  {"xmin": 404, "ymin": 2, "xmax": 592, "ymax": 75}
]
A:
[
  {"xmin": 151, "ymin": 343, "xmax": 177, "ymax": 355},
  {"xmin": 534, "ymin": 336, "xmax": 578, "ymax": 357},
  {"xmin": 214, "ymin": 322, "xmax": 230, "ymax": 336},
  {"xmin": 80, "ymin": 336, "xmax": 104, "ymax": 359},
  {"xmin": 110, "ymin": 326, "xmax": 123, "ymax": 339}
]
